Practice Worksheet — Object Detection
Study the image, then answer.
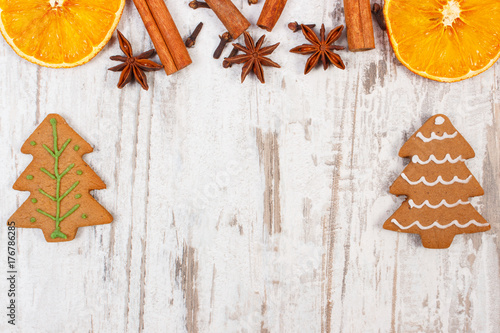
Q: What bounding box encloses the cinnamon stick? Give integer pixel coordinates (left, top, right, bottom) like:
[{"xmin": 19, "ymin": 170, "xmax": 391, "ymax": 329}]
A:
[
  {"xmin": 204, "ymin": 0, "xmax": 250, "ymax": 39},
  {"xmin": 147, "ymin": 0, "xmax": 192, "ymax": 70},
  {"xmin": 132, "ymin": 0, "xmax": 192, "ymax": 75},
  {"xmin": 343, "ymin": 0, "xmax": 375, "ymax": 51},
  {"xmin": 132, "ymin": 0, "xmax": 177, "ymax": 74},
  {"xmin": 257, "ymin": 0, "xmax": 288, "ymax": 32}
]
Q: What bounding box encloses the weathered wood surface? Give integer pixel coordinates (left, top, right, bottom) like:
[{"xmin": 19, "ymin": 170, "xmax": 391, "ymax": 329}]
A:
[{"xmin": 0, "ymin": 1, "xmax": 498, "ymax": 332}]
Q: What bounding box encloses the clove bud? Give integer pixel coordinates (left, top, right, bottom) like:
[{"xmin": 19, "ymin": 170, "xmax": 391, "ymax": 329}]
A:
[
  {"xmin": 189, "ymin": 0, "xmax": 210, "ymax": 9},
  {"xmin": 371, "ymin": 3, "xmax": 387, "ymax": 31},
  {"xmin": 223, "ymin": 47, "xmax": 239, "ymax": 68},
  {"xmin": 185, "ymin": 22, "xmax": 204, "ymax": 48},
  {"xmin": 288, "ymin": 22, "xmax": 316, "ymax": 33},
  {"xmin": 213, "ymin": 32, "xmax": 233, "ymax": 59}
]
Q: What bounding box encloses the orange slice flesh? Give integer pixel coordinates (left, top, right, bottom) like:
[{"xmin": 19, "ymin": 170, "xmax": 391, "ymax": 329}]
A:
[
  {"xmin": 0, "ymin": 0, "xmax": 125, "ymax": 68},
  {"xmin": 384, "ymin": 0, "xmax": 500, "ymax": 82}
]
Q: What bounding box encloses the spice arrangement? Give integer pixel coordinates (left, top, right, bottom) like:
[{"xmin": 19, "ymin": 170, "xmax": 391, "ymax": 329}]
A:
[{"xmin": 0, "ymin": 1, "xmax": 499, "ymax": 84}]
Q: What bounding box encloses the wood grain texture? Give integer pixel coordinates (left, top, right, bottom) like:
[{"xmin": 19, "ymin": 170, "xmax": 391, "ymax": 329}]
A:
[{"xmin": 0, "ymin": 1, "xmax": 498, "ymax": 332}]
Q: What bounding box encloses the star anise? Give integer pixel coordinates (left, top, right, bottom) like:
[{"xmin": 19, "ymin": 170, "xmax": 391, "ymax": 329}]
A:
[
  {"xmin": 290, "ymin": 24, "xmax": 345, "ymax": 75},
  {"xmin": 109, "ymin": 30, "xmax": 163, "ymax": 90},
  {"xmin": 224, "ymin": 31, "xmax": 280, "ymax": 84}
]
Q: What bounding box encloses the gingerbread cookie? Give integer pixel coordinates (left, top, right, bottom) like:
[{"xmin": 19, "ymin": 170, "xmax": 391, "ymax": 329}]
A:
[
  {"xmin": 383, "ymin": 114, "xmax": 490, "ymax": 249},
  {"xmin": 8, "ymin": 114, "xmax": 112, "ymax": 242}
]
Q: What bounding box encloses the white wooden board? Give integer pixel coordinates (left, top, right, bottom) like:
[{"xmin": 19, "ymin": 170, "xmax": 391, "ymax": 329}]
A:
[{"xmin": 0, "ymin": 1, "xmax": 498, "ymax": 332}]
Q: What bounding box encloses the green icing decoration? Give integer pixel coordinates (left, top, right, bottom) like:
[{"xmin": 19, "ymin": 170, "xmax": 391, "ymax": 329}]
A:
[
  {"xmin": 30, "ymin": 141, "xmax": 36, "ymax": 146},
  {"xmin": 50, "ymin": 229, "xmax": 67, "ymax": 239},
  {"xmin": 76, "ymin": 170, "xmax": 83, "ymax": 175},
  {"xmin": 31, "ymin": 198, "xmax": 37, "ymax": 203},
  {"xmin": 37, "ymin": 118, "xmax": 80, "ymax": 240},
  {"xmin": 30, "ymin": 217, "xmax": 36, "ymax": 223},
  {"xmin": 26, "ymin": 175, "xmax": 34, "ymax": 180},
  {"xmin": 75, "ymin": 194, "xmax": 82, "ymax": 199},
  {"xmin": 74, "ymin": 145, "xmax": 80, "ymax": 151},
  {"xmin": 81, "ymin": 214, "xmax": 87, "ymax": 219}
]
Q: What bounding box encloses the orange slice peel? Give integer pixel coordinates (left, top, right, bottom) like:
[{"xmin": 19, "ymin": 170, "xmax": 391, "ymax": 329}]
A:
[
  {"xmin": 0, "ymin": 0, "xmax": 125, "ymax": 68},
  {"xmin": 384, "ymin": 0, "xmax": 500, "ymax": 82}
]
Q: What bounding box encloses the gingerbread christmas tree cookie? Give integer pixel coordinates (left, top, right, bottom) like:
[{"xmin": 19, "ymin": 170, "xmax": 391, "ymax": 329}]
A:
[
  {"xmin": 8, "ymin": 114, "xmax": 112, "ymax": 242},
  {"xmin": 384, "ymin": 114, "xmax": 490, "ymax": 249}
]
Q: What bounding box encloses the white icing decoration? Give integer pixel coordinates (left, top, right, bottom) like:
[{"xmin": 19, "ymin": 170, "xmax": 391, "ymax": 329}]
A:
[
  {"xmin": 411, "ymin": 154, "xmax": 465, "ymax": 165},
  {"xmin": 408, "ymin": 199, "xmax": 470, "ymax": 209},
  {"xmin": 416, "ymin": 131, "xmax": 457, "ymax": 142},
  {"xmin": 401, "ymin": 173, "xmax": 472, "ymax": 186},
  {"xmin": 435, "ymin": 116, "xmax": 445, "ymax": 125},
  {"xmin": 391, "ymin": 219, "xmax": 489, "ymax": 230}
]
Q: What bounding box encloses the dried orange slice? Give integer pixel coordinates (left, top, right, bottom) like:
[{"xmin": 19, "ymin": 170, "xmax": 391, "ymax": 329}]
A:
[
  {"xmin": 0, "ymin": 0, "xmax": 125, "ymax": 68},
  {"xmin": 384, "ymin": 0, "xmax": 500, "ymax": 82}
]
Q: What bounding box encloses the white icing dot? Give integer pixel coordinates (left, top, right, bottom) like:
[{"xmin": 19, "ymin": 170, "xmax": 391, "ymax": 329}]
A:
[
  {"xmin": 435, "ymin": 116, "xmax": 445, "ymax": 125},
  {"xmin": 412, "ymin": 156, "xmax": 418, "ymax": 163}
]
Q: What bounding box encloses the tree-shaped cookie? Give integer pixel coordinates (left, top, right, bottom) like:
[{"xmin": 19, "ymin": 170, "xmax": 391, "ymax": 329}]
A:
[
  {"xmin": 384, "ymin": 114, "xmax": 490, "ymax": 249},
  {"xmin": 8, "ymin": 114, "xmax": 112, "ymax": 242}
]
